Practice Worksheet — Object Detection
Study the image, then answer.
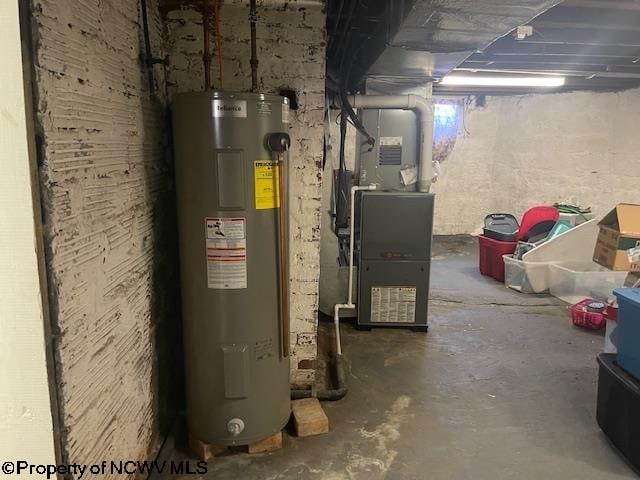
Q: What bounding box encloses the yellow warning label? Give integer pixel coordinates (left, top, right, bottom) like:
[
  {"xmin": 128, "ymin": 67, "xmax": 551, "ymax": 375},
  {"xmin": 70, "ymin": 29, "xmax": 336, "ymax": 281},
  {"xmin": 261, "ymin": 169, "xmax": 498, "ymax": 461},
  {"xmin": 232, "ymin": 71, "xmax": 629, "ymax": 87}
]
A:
[{"xmin": 254, "ymin": 160, "xmax": 280, "ymax": 210}]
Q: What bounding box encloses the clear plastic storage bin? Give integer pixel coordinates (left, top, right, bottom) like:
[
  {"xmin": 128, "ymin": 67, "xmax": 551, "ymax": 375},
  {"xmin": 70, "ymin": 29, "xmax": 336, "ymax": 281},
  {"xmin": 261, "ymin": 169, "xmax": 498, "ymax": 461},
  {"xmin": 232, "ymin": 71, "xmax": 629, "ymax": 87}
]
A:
[
  {"xmin": 549, "ymin": 262, "xmax": 628, "ymax": 304},
  {"xmin": 503, "ymin": 255, "xmax": 552, "ymax": 294}
]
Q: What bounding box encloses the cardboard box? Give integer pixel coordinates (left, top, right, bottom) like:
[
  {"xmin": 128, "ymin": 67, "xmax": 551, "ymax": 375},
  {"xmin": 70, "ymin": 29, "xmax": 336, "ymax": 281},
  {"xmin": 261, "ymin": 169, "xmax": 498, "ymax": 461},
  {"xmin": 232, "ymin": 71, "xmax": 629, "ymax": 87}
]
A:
[{"xmin": 593, "ymin": 204, "xmax": 640, "ymax": 272}]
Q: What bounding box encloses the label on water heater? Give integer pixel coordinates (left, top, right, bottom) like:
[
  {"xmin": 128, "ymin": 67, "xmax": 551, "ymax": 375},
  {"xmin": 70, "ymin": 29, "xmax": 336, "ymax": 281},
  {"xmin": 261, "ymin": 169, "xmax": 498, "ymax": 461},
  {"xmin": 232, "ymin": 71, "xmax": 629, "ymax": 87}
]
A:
[
  {"xmin": 254, "ymin": 160, "xmax": 280, "ymax": 210},
  {"xmin": 205, "ymin": 217, "xmax": 247, "ymax": 289},
  {"xmin": 212, "ymin": 99, "xmax": 247, "ymax": 118}
]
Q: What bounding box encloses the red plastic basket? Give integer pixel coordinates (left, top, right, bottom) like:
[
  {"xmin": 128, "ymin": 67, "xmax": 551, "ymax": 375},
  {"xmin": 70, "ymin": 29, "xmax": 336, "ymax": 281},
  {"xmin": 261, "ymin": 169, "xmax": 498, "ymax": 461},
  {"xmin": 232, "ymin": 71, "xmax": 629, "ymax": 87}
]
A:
[{"xmin": 570, "ymin": 298, "xmax": 606, "ymax": 330}]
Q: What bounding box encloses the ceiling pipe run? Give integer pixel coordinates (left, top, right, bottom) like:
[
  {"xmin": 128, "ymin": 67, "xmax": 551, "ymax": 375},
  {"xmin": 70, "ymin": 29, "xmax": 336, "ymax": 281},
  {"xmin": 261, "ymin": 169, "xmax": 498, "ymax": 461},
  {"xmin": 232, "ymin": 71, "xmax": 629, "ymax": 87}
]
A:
[{"xmin": 347, "ymin": 94, "xmax": 434, "ymax": 193}]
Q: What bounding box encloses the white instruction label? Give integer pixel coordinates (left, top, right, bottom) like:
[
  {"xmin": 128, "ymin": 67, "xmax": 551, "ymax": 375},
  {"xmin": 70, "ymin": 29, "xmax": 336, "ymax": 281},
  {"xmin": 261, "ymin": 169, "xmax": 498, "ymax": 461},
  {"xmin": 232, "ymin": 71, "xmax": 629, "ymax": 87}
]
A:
[
  {"xmin": 205, "ymin": 217, "xmax": 247, "ymax": 289},
  {"xmin": 370, "ymin": 286, "xmax": 416, "ymax": 323}
]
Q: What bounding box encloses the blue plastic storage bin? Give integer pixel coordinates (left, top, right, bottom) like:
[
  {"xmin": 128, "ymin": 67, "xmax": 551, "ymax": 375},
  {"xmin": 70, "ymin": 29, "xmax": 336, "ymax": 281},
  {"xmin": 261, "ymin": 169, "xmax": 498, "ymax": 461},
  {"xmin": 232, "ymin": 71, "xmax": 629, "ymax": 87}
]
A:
[{"xmin": 613, "ymin": 288, "xmax": 640, "ymax": 380}]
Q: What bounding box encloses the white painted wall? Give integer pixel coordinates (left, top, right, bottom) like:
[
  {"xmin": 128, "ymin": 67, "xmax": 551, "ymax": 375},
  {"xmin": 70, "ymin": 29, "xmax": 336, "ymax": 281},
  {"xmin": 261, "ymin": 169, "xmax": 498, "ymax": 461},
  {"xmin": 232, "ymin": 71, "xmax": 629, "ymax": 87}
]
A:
[
  {"xmin": 432, "ymin": 88, "xmax": 640, "ymax": 234},
  {"xmin": 0, "ymin": 0, "xmax": 57, "ymax": 473}
]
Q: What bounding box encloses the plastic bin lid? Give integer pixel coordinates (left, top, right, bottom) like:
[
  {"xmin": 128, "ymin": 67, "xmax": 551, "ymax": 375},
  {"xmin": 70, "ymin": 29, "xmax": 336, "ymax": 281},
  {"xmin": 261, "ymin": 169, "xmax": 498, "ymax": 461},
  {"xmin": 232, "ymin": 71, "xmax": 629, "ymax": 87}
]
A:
[
  {"xmin": 614, "ymin": 288, "xmax": 640, "ymax": 305},
  {"xmin": 518, "ymin": 206, "xmax": 559, "ymax": 241},
  {"xmin": 484, "ymin": 213, "xmax": 519, "ymax": 232}
]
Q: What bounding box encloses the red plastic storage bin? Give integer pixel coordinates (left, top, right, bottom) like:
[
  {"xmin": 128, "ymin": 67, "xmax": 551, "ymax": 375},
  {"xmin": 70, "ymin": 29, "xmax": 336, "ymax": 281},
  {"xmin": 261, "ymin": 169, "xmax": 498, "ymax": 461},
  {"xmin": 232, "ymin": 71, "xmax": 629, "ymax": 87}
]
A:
[{"xmin": 478, "ymin": 235, "xmax": 517, "ymax": 282}]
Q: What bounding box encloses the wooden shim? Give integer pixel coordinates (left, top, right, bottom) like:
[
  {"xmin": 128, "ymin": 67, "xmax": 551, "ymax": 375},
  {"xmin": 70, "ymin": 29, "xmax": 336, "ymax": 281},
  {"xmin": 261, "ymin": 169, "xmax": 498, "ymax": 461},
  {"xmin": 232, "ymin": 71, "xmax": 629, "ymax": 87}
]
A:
[
  {"xmin": 247, "ymin": 431, "xmax": 283, "ymax": 454},
  {"xmin": 291, "ymin": 398, "xmax": 329, "ymax": 437},
  {"xmin": 189, "ymin": 434, "xmax": 227, "ymax": 461}
]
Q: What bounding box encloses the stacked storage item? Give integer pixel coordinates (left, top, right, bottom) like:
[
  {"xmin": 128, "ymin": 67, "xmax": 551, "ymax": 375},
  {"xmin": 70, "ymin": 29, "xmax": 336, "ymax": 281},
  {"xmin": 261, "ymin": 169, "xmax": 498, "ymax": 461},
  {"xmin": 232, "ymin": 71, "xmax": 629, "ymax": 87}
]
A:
[
  {"xmin": 483, "ymin": 214, "xmax": 518, "ymax": 242},
  {"xmin": 596, "ymin": 353, "xmax": 640, "ymax": 471},
  {"xmin": 502, "ymin": 217, "xmax": 598, "ymax": 294},
  {"xmin": 479, "ymin": 236, "xmax": 516, "ymax": 283},
  {"xmin": 478, "ymin": 206, "xmax": 558, "ymax": 283},
  {"xmin": 613, "ymin": 288, "xmax": 640, "ymax": 379},
  {"xmin": 597, "ymin": 289, "xmax": 640, "ymax": 471},
  {"xmin": 521, "ymin": 219, "xmax": 599, "ymax": 293}
]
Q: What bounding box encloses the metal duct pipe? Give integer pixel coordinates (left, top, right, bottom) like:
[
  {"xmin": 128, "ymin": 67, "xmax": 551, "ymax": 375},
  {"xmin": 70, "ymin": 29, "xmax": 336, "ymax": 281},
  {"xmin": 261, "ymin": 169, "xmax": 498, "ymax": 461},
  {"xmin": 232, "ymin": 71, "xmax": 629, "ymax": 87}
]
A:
[{"xmin": 347, "ymin": 94, "xmax": 434, "ymax": 192}]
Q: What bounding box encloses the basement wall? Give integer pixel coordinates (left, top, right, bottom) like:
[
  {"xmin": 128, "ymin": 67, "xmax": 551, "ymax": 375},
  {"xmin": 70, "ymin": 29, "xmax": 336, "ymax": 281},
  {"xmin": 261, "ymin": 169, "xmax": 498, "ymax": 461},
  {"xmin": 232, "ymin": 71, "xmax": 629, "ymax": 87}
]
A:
[
  {"xmin": 0, "ymin": 0, "xmax": 57, "ymax": 471},
  {"xmin": 164, "ymin": 0, "xmax": 326, "ymax": 387},
  {"xmin": 31, "ymin": 0, "xmax": 179, "ymax": 473},
  {"xmin": 432, "ymin": 88, "xmax": 640, "ymax": 234}
]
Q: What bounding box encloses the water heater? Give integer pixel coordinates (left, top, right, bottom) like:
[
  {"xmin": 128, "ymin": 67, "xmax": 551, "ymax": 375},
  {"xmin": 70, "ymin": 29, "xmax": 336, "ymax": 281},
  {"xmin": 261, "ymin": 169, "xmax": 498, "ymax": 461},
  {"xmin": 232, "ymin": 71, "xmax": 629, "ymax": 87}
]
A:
[{"xmin": 172, "ymin": 91, "xmax": 291, "ymax": 446}]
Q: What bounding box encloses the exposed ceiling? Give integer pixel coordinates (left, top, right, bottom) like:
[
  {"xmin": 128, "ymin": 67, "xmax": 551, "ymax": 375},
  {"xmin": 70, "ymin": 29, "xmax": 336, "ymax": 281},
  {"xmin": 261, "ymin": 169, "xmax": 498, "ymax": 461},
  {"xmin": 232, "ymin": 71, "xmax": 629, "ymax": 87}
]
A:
[
  {"xmin": 445, "ymin": 0, "xmax": 640, "ymax": 94},
  {"xmin": 327, "ymin": 0, "xmax": 640, "ymax": 95},
  {"xmin": 327, "ymin": 0, "xmax": 563, "ymax": 94}
]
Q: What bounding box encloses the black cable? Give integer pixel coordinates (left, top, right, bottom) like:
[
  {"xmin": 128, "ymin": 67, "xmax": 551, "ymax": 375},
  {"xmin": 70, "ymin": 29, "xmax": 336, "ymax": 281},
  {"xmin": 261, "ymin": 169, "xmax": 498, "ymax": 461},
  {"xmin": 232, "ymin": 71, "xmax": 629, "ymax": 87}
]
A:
[
  {"xmin": 335, "ymin": 105, "xmax": 348, "ymax": 232},
  {"xmin": 340, "ymin": 90, "xmax": 375, "ymax": 149},
  {"xmin": 332, "ymin": 0, "xmax": 359, "ymax": 67},
  {"xmin": 327, "ymin": 0, "xmax": 345, "ymax": 54}
]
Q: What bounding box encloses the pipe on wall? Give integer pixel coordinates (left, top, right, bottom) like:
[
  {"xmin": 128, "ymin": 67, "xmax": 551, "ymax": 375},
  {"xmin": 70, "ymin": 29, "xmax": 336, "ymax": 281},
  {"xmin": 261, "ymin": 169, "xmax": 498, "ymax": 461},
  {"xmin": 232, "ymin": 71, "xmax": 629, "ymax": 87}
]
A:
[
  {"xmin": 249, "ymin": 0, "xmax": 258, "ymax": 92},
  {"xmin": 347, "ymin": 94, "xmax": 434, "ymax": 192}
]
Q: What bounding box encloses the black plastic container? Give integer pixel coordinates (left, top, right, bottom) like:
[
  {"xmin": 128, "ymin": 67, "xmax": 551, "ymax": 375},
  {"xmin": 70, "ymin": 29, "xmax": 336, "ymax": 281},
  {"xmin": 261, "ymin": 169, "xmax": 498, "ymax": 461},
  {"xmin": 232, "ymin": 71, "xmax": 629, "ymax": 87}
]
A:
[
  {"xmin": 483, "ymin": 213, "xmax": 519, "ymax": 242},
  {"xmin": 596, "ymin": 353, "xmax": 640, "ymax": 471}
]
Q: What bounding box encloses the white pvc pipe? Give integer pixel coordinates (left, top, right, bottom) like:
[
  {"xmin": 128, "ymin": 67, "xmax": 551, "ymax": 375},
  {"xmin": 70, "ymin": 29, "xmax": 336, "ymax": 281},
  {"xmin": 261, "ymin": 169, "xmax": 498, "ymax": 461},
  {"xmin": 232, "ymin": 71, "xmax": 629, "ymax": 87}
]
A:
[
  {"xmin": 333, "ymin": 184, "xmax": 377, "ymax": 356},
  {"xmin": 347, "ymin": 94, "xmax": 434, "ymax": 192}
]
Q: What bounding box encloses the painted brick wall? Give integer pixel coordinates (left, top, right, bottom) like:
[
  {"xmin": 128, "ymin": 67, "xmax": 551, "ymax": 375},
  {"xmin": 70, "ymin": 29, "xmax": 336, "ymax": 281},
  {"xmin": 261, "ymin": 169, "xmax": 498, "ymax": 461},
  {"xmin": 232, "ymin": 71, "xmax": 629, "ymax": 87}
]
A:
[
  {"xmin": 164, "ymin": 0, "xmax": 326, "ymax": 387},
  {"xmin": 31, "ymin": 0, "xmax": 178, "ymax": 474},
  {"xmin": 432, "ymin": 89, "xmax": 640, "ymax": 234}
]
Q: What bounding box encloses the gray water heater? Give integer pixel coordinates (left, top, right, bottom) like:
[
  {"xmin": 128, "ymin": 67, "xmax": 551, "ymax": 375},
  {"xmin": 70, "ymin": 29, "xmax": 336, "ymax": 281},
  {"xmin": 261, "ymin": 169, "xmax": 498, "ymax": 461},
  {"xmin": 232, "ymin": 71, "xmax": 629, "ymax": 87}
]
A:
[{"xmin": 172, "ymin": 91, "xmax": 291, "ymax": 446}]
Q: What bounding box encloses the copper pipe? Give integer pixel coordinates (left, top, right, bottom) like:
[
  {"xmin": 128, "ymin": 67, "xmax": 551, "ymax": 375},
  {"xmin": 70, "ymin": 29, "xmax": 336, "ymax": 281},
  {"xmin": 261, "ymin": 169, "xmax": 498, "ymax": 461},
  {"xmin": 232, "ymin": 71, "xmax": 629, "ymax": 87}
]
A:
[
  {"xmin": 214, "ymin": 0, "xmax": 224, "ymax": 89},
  {"xmin": 249, "ymin": 0, "xmax": 258, "ymax": 92},
  {"xmin": 202, "ymin": 0, "xmax": 211, "ymax": 90},
  {"xmin": 276, "ymin": 155, "xmax": 290, "ymax": 358}
]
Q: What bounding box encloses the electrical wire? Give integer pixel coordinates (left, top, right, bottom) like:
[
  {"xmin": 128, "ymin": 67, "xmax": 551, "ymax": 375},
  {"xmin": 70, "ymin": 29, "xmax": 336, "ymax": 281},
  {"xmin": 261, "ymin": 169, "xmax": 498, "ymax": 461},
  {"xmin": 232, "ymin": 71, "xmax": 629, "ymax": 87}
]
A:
[{"xmin": 327, "ymin": 0, "xmax": 345, "ymax": 55}]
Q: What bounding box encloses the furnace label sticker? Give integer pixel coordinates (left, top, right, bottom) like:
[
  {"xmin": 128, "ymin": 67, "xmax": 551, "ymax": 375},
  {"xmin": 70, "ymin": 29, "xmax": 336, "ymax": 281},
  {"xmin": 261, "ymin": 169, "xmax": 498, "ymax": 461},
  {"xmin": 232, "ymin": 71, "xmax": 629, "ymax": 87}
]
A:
[
  {"xmin": 254, "ymin": 160, "xmax": 280, "ymax": 210},
  {"xmin": 205, "ymin": 217, "xmax": 247, "ymax": 289},
  {"xmin": 379, "ymin": 136, "xmax": 403, "ymax": 146},
  {"xmin": 370, "ymin": 286, "xmax": 416, "ymax": 323}
]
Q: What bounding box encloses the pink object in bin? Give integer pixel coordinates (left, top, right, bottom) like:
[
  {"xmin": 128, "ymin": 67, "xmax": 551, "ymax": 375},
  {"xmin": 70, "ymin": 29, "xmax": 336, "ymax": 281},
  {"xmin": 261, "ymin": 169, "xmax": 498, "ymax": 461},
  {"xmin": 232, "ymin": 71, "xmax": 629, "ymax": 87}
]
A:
[{"xmin": 570, "ymin": 298, "xmax": 606, "ymax": 330}]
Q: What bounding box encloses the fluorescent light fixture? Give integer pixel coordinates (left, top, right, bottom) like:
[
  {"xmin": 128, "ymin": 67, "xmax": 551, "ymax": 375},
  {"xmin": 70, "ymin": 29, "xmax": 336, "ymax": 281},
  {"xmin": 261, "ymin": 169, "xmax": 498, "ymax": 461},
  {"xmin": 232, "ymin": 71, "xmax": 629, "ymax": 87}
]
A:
[{"xmin": 440, "ymin": 75, "xmax": 565, "ymax": 87}]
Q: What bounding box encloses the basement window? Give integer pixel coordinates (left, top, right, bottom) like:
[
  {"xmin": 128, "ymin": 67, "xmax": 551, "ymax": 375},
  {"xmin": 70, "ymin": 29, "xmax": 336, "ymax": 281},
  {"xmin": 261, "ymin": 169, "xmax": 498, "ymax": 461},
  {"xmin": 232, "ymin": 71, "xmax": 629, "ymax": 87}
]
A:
[
  {"xmin": 434, "ymin": 102, "xmax": 460, "ymax": 140},
  {"xmin": 433, "ymin": 101, "xmax": 463, "ymax": 177}
]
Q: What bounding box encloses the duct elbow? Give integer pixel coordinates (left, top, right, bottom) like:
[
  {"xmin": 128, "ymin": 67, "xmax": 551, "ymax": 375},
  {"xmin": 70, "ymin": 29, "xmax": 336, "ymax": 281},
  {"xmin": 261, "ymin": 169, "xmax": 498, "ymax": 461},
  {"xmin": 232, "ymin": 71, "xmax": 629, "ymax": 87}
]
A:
[{"xmin": 407, "ymin": 94, "xmax": 432, "ymax": 123}]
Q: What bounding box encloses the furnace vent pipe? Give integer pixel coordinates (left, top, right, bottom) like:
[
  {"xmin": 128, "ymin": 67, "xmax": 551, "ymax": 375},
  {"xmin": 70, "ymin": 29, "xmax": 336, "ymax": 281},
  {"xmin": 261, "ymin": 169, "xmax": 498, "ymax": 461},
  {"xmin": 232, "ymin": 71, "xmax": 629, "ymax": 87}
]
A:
[{"xmin": 346, "ymin": 94, "xmax": 433, "ymax": 192}]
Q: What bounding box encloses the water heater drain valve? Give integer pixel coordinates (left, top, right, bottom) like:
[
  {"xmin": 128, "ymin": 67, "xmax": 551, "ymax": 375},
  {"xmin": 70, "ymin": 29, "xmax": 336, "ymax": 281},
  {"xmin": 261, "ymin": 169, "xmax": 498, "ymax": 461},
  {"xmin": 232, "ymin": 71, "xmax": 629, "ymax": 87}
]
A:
[{"xmin": 227, "ymin": 418, "xmax": 245, "ymax": 436}]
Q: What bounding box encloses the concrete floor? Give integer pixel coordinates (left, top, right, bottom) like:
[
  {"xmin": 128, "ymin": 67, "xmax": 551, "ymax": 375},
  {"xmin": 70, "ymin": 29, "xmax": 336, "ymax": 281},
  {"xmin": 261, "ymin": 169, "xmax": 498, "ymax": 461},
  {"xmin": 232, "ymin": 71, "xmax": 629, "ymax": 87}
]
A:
[{"xmin": 168, "ymin": 236, "xmax": 636, "ymax": 480}]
